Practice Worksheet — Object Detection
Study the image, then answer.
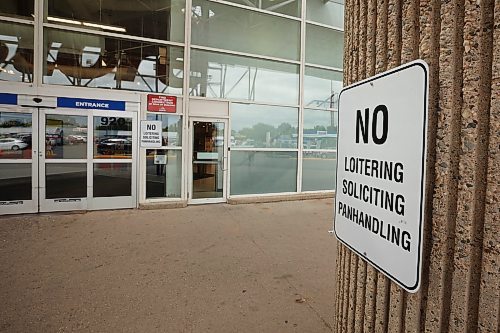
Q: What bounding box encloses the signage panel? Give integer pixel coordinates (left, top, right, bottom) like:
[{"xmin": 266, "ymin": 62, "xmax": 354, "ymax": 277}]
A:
[
  {"xmin": 140, "ymin": 121, "xmax": 162, "ymax": 148},
  {"xmin": 334, "ymin": 60, "xmax": 429, "ymax": 292},
  {"xmin": 0, "ymin": 93, "xmax": 18, "ymax": 105},
  {"xmin": 57, "ymin": 97, "xmax": 126, "ymax": 111},
  {"xmin": 147, "ymin": 95, "xmax": 176, "ymax": 113}
]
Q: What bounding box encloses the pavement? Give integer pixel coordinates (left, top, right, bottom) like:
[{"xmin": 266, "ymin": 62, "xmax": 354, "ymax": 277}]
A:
[{"xmin": 0, "ymin": 199, "xmax": 337, "ymax": 333}]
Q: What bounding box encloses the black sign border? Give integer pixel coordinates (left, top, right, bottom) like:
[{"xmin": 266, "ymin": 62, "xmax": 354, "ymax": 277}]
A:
[{"xmin": 333, "ymin": 61, "xmax": 429, "ymax": 292}]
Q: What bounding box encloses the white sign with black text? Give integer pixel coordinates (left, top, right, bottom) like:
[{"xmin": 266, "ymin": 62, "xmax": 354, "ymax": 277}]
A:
[
  {"xmin": 334, "ymin": 60, "xmax": 429, "ymax": 292},
  {"xmin": 140, "ymin": 121, "xmax": 162, "ymax": 148}
]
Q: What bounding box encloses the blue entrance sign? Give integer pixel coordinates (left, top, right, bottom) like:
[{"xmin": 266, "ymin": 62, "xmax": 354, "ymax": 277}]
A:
[
  {"xmin": 57, "ymin": 97, "xmax": 126, "ymax": 111},
  {"xmin": 0, "ymin": 93, "xmax": 18, "ymax": 105}
]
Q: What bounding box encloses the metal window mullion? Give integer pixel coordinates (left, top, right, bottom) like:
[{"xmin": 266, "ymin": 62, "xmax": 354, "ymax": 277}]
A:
[
  {"xmin": 0, "ymin": 15, "xmax": 34, "ymax": 25},
  {"xmin": 189, "ymin": 95, "xmax": 300, "ymax": 109},
  {"xmin": 305, "ymin": 63, "xmax": 343, "ymax": 72},
  {"xmin": 206, "ymin": 0, "xmax": 302, "ymax": 21},
  {"xmin": 305, "ymin": 19, "xmax": 344, "ymax": 32},
  {"xmin": 190, "ymin": 44, "xmax": 301, "ymax": 65},
  {"xmin": 182, "ymin": 0, "xmax": 193, "ymax": 202},
  {"xmin": 297, "ymin": 0, "xmax": 307, "ymax": 193},
  {"xmin": 34, "ymin": 0, "xmax": 44, "ymax": 88},
  {"xmin": 231, "ymin": 148, "xmax": 299, "ymax": 152},
  {"xmin": 43, "ymin": 23, "xmax": 185, "ymax": 48}
]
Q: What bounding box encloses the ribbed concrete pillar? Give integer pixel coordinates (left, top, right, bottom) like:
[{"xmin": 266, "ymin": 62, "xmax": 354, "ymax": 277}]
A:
[{"xmin": 335, "ymin": 0, "xmax": 499, "ymax": 332}]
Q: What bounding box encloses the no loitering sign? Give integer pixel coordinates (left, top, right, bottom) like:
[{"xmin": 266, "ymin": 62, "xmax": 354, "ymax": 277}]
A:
[
  {"xmin": 140, "ymin": 121, "xmax": 162, "ymax": 148},
  {"xmin": 334, "ymin": 60, "xmax": 429, "ymax": 292}
]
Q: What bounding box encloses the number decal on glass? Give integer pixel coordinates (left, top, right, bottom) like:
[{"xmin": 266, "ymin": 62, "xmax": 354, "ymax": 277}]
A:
[{"xmin": 100, "ymin": 117, "xmax": 125, "ymax": 126}]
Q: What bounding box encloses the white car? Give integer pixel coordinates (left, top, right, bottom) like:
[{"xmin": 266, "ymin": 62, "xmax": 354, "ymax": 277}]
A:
[{"xmin": 0, "ymin": 138, "xmax": 29, "ymax": 151}]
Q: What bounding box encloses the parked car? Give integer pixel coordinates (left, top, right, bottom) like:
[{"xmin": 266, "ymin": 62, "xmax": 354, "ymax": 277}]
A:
[
  {"xmin": 96, "ymin": 138, "xmax": 132, "ymax": 155},
  {"xmin": 0, "ymin": 138, "xmax": 29, "ymax": 151}
]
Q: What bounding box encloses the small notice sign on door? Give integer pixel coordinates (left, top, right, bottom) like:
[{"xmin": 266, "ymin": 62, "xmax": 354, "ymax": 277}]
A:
[
  {"xmin": 334, "ymin": 60, "xmax": 429, "ymax": 293},
  {"xmin": 140, "ymin": 121, "xmax": 162, "ymax": 148},
  {"xmin": 147, "ymin": 94, "xmax": 176, "ymax": 113}
]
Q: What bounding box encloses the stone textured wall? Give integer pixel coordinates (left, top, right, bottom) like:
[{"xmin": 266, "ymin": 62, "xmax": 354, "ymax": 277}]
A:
[{"xmin": 335, "ymin": 0, "xmax": 499, "ymax": 332}]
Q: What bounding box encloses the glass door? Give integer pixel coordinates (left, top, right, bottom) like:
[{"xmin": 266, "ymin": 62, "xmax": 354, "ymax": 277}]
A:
[
  {"xmin": 0, "ymin": 108, "xmax": 38, "ymax": 215},
  {"xmin": 190, "ymin": 119, "xmax": 228, "ymax": 203},
  {"xmin": 39, "ymin": 109, "xmax": 137, "ymax": 212},
  {"xmin": 39, "ymin": 109, "xmax": 89, "ymax": 212},
  {"xmin": 90, "ymin": 111, "xmax": 137, "ymax": 210}
]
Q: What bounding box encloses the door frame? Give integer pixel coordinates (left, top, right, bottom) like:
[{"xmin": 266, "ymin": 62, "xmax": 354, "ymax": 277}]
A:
[
  {"xmin": 188, "ymin": 117, "xmax": 229, "ymax": 204},
  {"xmin": 0, "ymin": 106, "xmax": 39, "ymax": 215},
  {"xmin": 38, "ymin": 108, "xmax": 138, "ymax": 212}
]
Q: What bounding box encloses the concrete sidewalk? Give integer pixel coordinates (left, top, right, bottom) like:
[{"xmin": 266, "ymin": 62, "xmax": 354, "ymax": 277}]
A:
[{"xmin": 0, "ymin": 199, "xmax": 337, "ymax": 333}]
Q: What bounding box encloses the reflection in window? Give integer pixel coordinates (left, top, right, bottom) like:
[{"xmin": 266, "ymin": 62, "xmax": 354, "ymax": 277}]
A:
[
  {"xmin": 93, "ymin": 163, "xmax": 132, "ymax": 197},
  {"xmin": 0, "ymin": 0, "xmax": 34, "ymax": 19},
  {"xmin": 146, "ymin": 114, "xmax": 182, "ymax": 147},
  {"xmin": 44, "ymin": 29, "xmax": 184, "ymax": 93},
  {"xmin": 46, "ymin": 163, "xmax": 87, "ymax": 199},
  {"xmin": 191, "ymin": 0, "xmax": 300, "ymax": 60},
  {"xmin": 302, "ymin": 153, "xmax": 336, "ymax": 191},
  {"xmin": 231, "ymin": 104, "xmax": 298, "ymax": 149},
  {"xmin": 0, "ymin": 164, "xmax": 31, "ymax": 201},
  {"xmin": 46, "ymin": 0, "xmax": 185, "ymax": 43},
  {"xmin": 0, "ymin": 22, "xmax": 34, "ymax": 83},
  {"xmin": 230, "ymin": 151, "xmax": 297, "ymax": 195},
  {"xmin": 190, "ymin": 50, "xmax": 299, "ymax": 105},
  {"xmin": 303, "ymin": 109, "xmax": 337, "ymax": 150},
  {"xmin": 220, "ymin": 0, "xmax": 300, "ymax": 17},
  {"xmin": 305, "ymin": 24, "xmax": 343, "ymax": 68},
  {"xmin": 146, "ymin": 149, "xmax": 182, "ymax": 198},
  {"xmin": 306, "ymin": 0, "xmax": 344, "ymax": 28},
  {"xmin": 0, "ymin": 112, "xmax": 32, "ymax": 159},
  {"xmin": 45, "ymin": 115, "xmax": 87, "ymax": 159},
  {"xmin": 94, "ymin": 116, "xmax": 133, "ymax": 158},
  {"xmin": 304, "ymin": 67, "xmax": 342, "ymax": 109}
]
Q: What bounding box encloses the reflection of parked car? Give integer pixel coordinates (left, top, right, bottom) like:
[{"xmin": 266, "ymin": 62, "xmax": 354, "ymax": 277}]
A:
[
  {"xmin": 0, "ymin": 138, "xmax": 29, "ymax": 151},
  {"xmin": 97, "ymin": 138, "xmax": 132, "ymax": 155},
  {"xmin": 67, "ymin": 135, "xmax": 87, "ymax": 144}
]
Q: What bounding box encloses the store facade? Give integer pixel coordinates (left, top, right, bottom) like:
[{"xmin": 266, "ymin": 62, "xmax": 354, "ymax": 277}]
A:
[{"xmin": 0, "ymin": 0, "xmax": 343, "ymax": 214}]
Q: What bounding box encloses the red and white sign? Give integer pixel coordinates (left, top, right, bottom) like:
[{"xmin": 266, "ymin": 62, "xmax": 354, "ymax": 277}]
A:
[{"xmin": 147, "ymin": 95, "xmax": 177, "ymax": 113}]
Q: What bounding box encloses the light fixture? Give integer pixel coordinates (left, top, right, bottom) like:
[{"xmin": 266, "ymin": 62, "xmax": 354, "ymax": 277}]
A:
[
  {"xmin": 47, "ymin": 16, "xmax": 127, "ymax": 33},
  {"xmin": 83, "ymin": 22, "xmax": 126, "ymax": 33},
  {"xmin": 47, "ymin": 16, "xmax": 82, "ymax": 25}
]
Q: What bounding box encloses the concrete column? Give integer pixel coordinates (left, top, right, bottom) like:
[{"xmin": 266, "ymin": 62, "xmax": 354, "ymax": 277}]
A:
[{"xmin": 335, "ymin": 0, "xmax": 499, "ymax": 332}]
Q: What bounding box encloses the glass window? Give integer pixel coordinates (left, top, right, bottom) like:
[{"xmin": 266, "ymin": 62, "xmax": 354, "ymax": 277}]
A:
[
  {"xmin": 94, "ymin": 116, "xmax": 133, "ymax": 158},
  {"xmin": 0, "ymin": 22, "xmax": 34, "ymax": 83},
  {"xmin": 0, "ymin": 164, "xmax": 31, "ymax": 201},
  {"xmin": 190, "ymin": 49, "xmax": 299, "ymax": 105},
  {"xmin": 45, "ymin": 0, "xmax": 185, "ymax": 43},
  {"xmin": 191, "ymin": 0, "xmax": 300, "ymax": 60},
  {"xmin": 302, "ymin": 152, "xmax": 336, "ymax": 191},
  {"xmin": 46, "ymin": 163, "xmax": 87, "ymax": 199},
  {"xmin": 44, "ymin": 28, "xmax": 184, "ymax": 94},
  {"xmin": 0, "ymin": 112, "xmax": 32, "ymax": 159},
  {"xmin": 0, "ymin": 0, "xmax": 34, "ymax": 19},
  {"xmin": 306, "ymin": 0, "xmax": 344, "ymax": 28},
  {"xmin": 303, "ymin": 109, "xmax": 337, "ymax": 149},
  {"xmin": 146, "ymin": 114, "xmax": 182, "ymax": 147},
  {"xmin": 45, "ymin": 115, "xmax": 87, "ymax": 159},
  {"xmin": 221, "ymin": 0, "xmax": 300, "ymax": 17},
  {"xmin": 304, "ymin": 67, "xmax": 342, "ymax": 109},
  {"xmin": 93, "ymin": 163, "xmax": 132, "ymax": 197},
  {"xmin": 231, "ymin": 104, "xmax": 298, "ymax": 149},
  {"xmin": 305, "ymin": 24, "xmax": 343, "ymax": 68},
  {"xmin": 146, "ymin": 149, "xmax": 182, "ymax": 198},
  {"xmin": 230, "ymin": 151, "xmax": 297, "ymax": 195}
]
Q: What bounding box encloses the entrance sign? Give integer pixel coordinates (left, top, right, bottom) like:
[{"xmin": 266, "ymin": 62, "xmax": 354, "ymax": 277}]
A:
[
  {"xmin": 334, "ymin": 60, "xmax": 429, "ymax": 292},
  {"xmin": 57, "ymin": 97, "xmax": 126, "ymax": 111},
  {"xmin": 140, "ymin": 121, "xmax": 162, "ymax": 148},
  {"xmin": 147, "ymin": 94, "xmax": 177, "ymax": 113}
]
